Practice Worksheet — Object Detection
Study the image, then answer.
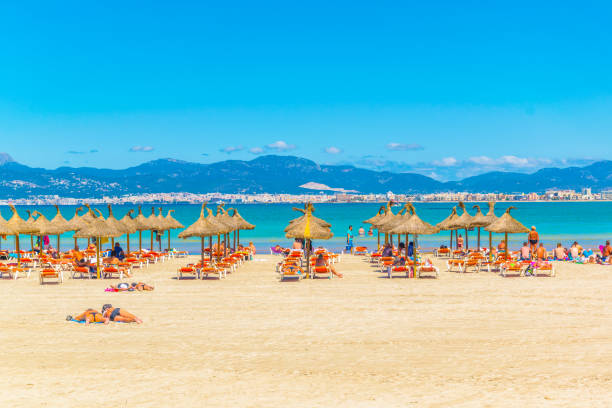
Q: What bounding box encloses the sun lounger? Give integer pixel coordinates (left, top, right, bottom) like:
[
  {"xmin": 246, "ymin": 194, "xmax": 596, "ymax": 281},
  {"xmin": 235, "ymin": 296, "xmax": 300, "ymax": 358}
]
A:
[
  {"xmin": 387, "ymin": 265, "xmax": 411, "ymax": 278},
  {"xmin": 500, "ymin": 262, "xmax": 526, "ymax": 277},
  {"xmin": 533, "ymin": 263, "xmax": 555, "ymax": 277},
  {"xmin": 177, "ymin": 266, "xmax": 199, "ymax": 279},
  {"xmin": 416, "ymin": 264, "xmax": 439, "ymax": 278},
  {"xmin": 354, "ymin": 246, "xmax": 368, "ymax": 256},
  {"xmin": 312, "ymin": 265, "xmax": 333, "ymax": 279},
  {"xmin": 279, "ymin": 264, "xmax": 303, "ymax": 281},
  {"xmin": 433, "ymin": 248, "xmax": 451, "ymax": 258},
  {"xmin": 102, "ymin": 266, "xmax": 127, "ymax": 279},
  {"xmin": 40, "ymin": 268, "xmax": 63, "ymax": 284},
  {"xmin": 201, "ymin": 265, "xmax": 224, "ymax": 279}
]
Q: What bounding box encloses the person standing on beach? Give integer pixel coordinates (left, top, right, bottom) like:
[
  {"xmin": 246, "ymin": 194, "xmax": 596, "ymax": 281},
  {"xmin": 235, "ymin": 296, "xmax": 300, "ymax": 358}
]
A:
[
  {"xmin": 346, "ymin": 225, "xmax": 354, "ymax": 254},
  {"xmin": 528, "ymin": 226, "xmax": 539, "ymax": 257},
  {"xmin": 457, "ymin": 234, "xmax": 464, "ymax": 250}
]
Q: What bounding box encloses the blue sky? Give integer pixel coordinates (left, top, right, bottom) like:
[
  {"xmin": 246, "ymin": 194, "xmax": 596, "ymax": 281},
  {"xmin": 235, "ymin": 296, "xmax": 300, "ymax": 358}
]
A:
[{"xmin": 0, "ymin": 1, "xmax": 610, "ymax": 180}]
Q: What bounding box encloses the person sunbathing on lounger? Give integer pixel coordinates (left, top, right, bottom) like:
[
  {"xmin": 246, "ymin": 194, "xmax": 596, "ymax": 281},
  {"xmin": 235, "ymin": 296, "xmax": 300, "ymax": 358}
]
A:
[
  {"xmin": 101, "ymin": 304, "xmax": 143, "ymax": 324},
  {"xmin": 315, "ymin": 254, "xmax": 343, "ymax": 278},
  {"xmin": 66, "ymin": 309, "xmax": 108, "ymax": 324}
]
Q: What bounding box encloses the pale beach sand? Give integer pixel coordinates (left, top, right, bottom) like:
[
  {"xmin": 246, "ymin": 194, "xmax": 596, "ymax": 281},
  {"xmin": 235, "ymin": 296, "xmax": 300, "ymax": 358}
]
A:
[{"xmin": 0, "ymin": 254, "xmax": 611, "ymax": 407}]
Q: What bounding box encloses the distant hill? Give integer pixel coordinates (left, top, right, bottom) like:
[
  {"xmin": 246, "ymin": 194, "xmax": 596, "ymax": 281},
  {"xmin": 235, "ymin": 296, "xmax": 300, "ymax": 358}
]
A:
[{"xmin": 0, "ymin": 154, "xmax": 610, "ymax": 197}]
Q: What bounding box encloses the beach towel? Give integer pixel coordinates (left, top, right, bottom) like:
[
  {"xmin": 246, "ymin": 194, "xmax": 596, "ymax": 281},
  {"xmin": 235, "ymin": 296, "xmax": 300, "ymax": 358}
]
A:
[{"xmin": 68, "ymin": 319, "xmax": 126, "ymax": 324}]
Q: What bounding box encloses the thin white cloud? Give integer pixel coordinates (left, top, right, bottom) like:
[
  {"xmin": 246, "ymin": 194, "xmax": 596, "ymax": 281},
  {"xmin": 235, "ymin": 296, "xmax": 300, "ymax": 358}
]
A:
[
  {"xmin": 129, "ymin": 146, "xmax": 154, "ymax": 152},
  {"xmin": 249, "ymin": 147, "xmax": 264, "ymax": 155},
  {"xmin": 266, "ymin": 140, "xmax": 296, "ymax": 152},
  {"xmin": 433, "ymin": 157, "xmax": 458, "ymax": 167},
  {"xmin": 220, "ymin": 145, "xmax": 244, "ymax": 154},
  {"xmin": 325, "ymin": 146, "xmax": 342, "ymax": 154},
  {"xmin": 386, "ymin": 142, "xmax": 423, "ymax": 151}
]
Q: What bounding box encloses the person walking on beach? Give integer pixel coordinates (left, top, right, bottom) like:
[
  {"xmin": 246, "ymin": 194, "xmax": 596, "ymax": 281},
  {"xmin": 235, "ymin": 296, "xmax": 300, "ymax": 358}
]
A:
[
  {"xmin": 528, "ymin": 226, "xmax": 539, "ymax": 257},
  {"xmin": 346, "ymin": 225, "xmax": 354, "ymax": 254},
  {"xmin": 457, "ymin": 234, "xmax": 464, "ymax": 250}
]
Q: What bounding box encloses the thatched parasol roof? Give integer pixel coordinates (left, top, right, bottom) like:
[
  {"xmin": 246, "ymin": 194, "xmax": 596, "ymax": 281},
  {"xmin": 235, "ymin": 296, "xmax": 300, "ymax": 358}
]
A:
[
  {"xmin": 80, "ymin": 204, "xmax": 97, "ymax": 224},
  {"xmin": 25, "ymin": 210, "xmax": 37, "ymax": 227},
  {"xmin": 164, "ymin": 210, "xmax": 184, "ymax": 230},
  {"xmin": 155, "ymin": 207, "xmax": 170, "ymax": 231},
  {"xmin": 485, "ymin": 207, "xmax": 529, "ymax": 234},
  {"xmin": 228, "ymin": 208, "xmax": 254, "ymax": 231},
  {"xmin": 33, "ymin": 211, "xmax": 66, "ymax": 235},
  {"xmin": 470, "ymin": 204, "xmax": 492, "ymax": 228},
  {"xmin": 378, "ymin": 203, "xmax": 412, "ymax": 233},
  {"xmin": 105, "ymin": 205, "xmax": 130, "ymax": 234},
  {"xmin": 132, "ymin": 206, "xmax": 150, "ymax": 231},
  {"xmin": 49, "ymin": 205, "xmax": 71, "ymax": 233},
  {"xmin": 119, "ymin": 209, "xmax": 138, "ymax": 234},
  {"xmin": 482, "ymin": 201, "xmax": 499, "ymax": 225},
  {"xmin": 285, "ymin": 205, "xmax": 333, "ymax": 240},
  {"xmin": 388, "ymin": 204, "xmax": 440, "ymax": 235},
  {"xmin": 178, "ymin": 204, "xmax": 223, "ymax": 238},
  {"xmin": 67, "ymin": 207, "xmax": 88, "ymax": 231},
  {"xmin": 437, "ymin": 206, "xmax": 459, "ymax": 230},
  {"xmin": 364, "ymin": 201, "xmax": 393, "ymax": 225},
  {"xmin": 213, "ymin": 205, "xmax": 236, "ymax": 234},
  {"xmin": 74, "ymin": 209, "xmax": 123, "ymax": 238},
  {"xmin": 448, "ymin": 201, "xmax": 474, "ymax": 229},
  {"xmin": 7, "ymin": 205, "xmax": 39, "ymax": 234},
  {"xmin": 146, "ymin": 207, "xmax": 164, "ymax": 231},
  {"xmin": 0, "ymin": 212, "xmax": 13, "ymax": 235},
  {"xmin": 284, "ymin": 203, "xmax": 331, "ymax": 232}
]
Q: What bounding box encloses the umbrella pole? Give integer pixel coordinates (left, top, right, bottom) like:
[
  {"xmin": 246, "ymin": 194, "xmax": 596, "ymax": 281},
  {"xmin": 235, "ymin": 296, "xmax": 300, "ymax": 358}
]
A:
[
  {"xmin": 377, "ymin": 230, "xmax": 380, "ymax": 250},
  {"xmin": 16, "ymin": 235, "xmax": 21, "ymax": 266},
  {"xmin": 74, "ymin": 237, "xmax": 77, "ymax": 251},
  {"xmin": 237, "ymin": 230, "xmax": 240, "ymax": 247},
  {"xmin": 168, "ymin": 231, "xmax": 171, "ymax": 252},
  {"xmin": 465, "ymin": 228, "xmax": 468, "ymax": 251},
  {"xmin": 88, "ymin": 238, "xmax": 90, "ymax": 248},
  {"xmin": 30, "ymin": 235, "xmax": 33, "ymax": 252},
  {"xmin": 233, "ymin": 231, "xmax": 236, "ymax": 252},
  {"xmin": 57, "ymin": 234, "xmax": 61, "ymax": 253},
  {"xmin": 139, "ymin": 231, "xmax": 142, "ymax": 253},
  {"xmin": 505, "ymin": 232, "xmax": 509, "ymax": 259},
  {"xmin": 477, "ymin": 227, "xmax": 481, "ymax": 250},
  {"xmin": 489, "ymin": 231, "xmax": 493, "ymax": 261},
  {"xmin": 405, "ymin": 233, "xmax": 408, "ymax": 257},
  {"xmin": 449, "ymin": 230, "xmax": 452, "ymax": 249},
  {"xmin": 96, "ymin": 237, "xmax": 101, "ymax": 279},
  {"xmin": 111, "ymin": 237, "xmax": 114, "ymax": 249},
  {"xmin": 201, "ymin": 237, "xmax": 204, "ymax": 266},
  {"xmin": 209, "ymin": 236, "xmax": 212, "ymax": 261},
  {"xmin": 127, "ymin": 233, "xmax": 130, "ymax": 254},
  {"xmin": 413, "ymin": 234, "xmax": 419, "ymax": 278},
  {"xmin": 159, "ymin": 231, "xmax": 162, "ymax": 252},
  {"xmin": 150, "ymin": 230, "xmax": 154, "ymax": 252}
]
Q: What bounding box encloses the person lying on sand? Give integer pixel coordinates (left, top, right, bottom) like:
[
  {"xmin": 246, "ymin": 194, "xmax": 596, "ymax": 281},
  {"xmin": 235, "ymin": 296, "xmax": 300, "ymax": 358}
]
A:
[
  {"xmin": 107, "ymin": 282, "xmax": 154, "ymax": 292},
  {"xmin": 101, "ymin": 304, "xmax": 142, "ymax": 324},
  {"xmin": 67, "ymin": 309, "xmax": 108, "ymax": 325}
]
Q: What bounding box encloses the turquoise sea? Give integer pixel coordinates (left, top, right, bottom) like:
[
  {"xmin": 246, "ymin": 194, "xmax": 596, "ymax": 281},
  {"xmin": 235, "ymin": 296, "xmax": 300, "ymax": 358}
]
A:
[{"xmin": 1, "ymin": 202, "xmax": 611, "ymax": 253}]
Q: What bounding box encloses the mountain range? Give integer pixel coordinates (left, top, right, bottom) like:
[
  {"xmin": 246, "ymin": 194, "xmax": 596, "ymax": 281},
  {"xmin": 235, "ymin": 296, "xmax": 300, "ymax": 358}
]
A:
[{"xmin": 0, "ymin": 154, "xmax": 610, "ymax": 197}]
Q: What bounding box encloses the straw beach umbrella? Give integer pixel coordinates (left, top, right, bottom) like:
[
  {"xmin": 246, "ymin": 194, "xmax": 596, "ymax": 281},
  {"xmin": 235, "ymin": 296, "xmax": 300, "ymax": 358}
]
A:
[
  {"xmin": 285, "ymin": 204, "xmax": 333, "ymax": 277},
  {"xmin": 178, "ymin": 204, "xmax": 224, "ymax": 264},
  {"xmin": 481, "ymin": 202, "xmax": 499, "ymax": 260},
  {"xmin": 7, "ymin": 205, "xmax": 39, "ymax": 263},
  {"xmin": 437, "ymin": 206, "xmax": 459, "ymax": 249},
  {"xmin": 119, "ymin": 209, "xmax": 138, "ymax": 254},
  {"xmin": 378, "ymin": 203, "xmax": 413, "ymax": 249},
  {"xmin": 371, "ymin": 203, "xmax": 398, "ymax": 246},
  {"xmin": 67, "ymin": 207, "xmax": 88, "ymax": 250},
  {"xmin": 227, "ymin": 208, "xmax": 254, "ymax": 250},
  {"xmin": 485, "ymin": 206, "xmax": 528, "ymax": 258},
  {"xmin": 470, "ymin": 204, "xmax": 492, "ymax": 250},
  {"xmin": 214, "ymin": 205, "xmax": 236, "ymax": 256},
  {"xmin": 388, "ymin": 203, "xmax": 440, "ymax": 276},
  {"xmin": 74, "ymin": 209, "xmax": 122, "ymax": 278},
  {"xmin": 146, "ymin": 207, "xmax": 164, "ymax": 252},
  {"xmin": 33, "ymin": 210, "xmax": 68, "ymax": 253},
  {"xmin": 364, "ymin": 205, "xmax": 387, "ymax": 249},
  {"xmin": 163, "ymin": 209, "xmax": 184, "ymax": 252},
  {"xmin": 49, "ymin": 205, "xmax": 71, "ymax": 252},
  {"xmin": 0, "ymin": 212, "xmax": 13, "ymax": 251},
  {"xmin": 24, "ymin": 210, "xmax": 38, "ymax": 251},
  {"xmin": 448, "ymin": 202, "xmax": 474, "ymax": 250},
  {"xmin": 132, "ymin": 206, "xmax": 150, "ymax": 253},
  {"xmin": 105, "ymin": 205, "xmax": 130, "ymax": 249}
]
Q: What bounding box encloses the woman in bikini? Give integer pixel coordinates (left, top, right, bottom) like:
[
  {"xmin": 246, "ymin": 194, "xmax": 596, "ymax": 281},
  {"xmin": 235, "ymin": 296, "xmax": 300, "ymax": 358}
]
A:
[
  {"xmin": 108, "ymin": 282, "xmax": 154, "ymax": 292},
  {"xmin": 66, "ymin": 309, "xmax": 108, "ymax": 325},
  {"xmin": 101, "ymin": 304, "xmax": 143, "ymax": 324}
]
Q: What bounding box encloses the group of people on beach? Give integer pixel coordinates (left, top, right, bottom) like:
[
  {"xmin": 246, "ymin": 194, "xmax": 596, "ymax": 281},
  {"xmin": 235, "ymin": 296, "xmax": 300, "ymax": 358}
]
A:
[{"xmin": 68, "ymin": 304, "xmax": 142, "ymax": 324}]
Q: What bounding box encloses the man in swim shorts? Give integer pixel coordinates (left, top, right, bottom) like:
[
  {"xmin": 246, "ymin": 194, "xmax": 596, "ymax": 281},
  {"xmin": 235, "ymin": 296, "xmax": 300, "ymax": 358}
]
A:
[{"xmin": 528, "ymin": 226, "xmax": 539, "ymax": 257}]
